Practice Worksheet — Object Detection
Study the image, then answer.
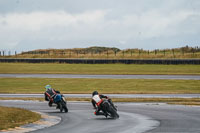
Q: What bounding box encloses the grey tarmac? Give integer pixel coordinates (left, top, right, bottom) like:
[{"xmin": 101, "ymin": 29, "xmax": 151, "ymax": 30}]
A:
[
  {"xmin": 0, "ymin": 74, "xmax": 200, "ymax": 80},
  {"xmin": 0, "ymin": 94, "xmax": 200, "ymax": 98},
  {"xmin": 1, "ymin": 100, "xmax": 200, "ymax": 133}
]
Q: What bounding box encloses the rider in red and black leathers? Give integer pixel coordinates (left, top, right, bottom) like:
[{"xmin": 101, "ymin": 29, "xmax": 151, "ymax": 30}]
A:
[
  {"xmin": 44, "ymin": 85, "xmax": 60, "ymax": 107},
  {"xmin": 91, "ymin": 91, "xmax": 115, "ymax": 117}
]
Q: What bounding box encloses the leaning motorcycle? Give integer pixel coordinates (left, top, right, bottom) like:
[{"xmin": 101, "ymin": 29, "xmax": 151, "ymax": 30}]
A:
[
  {"xmin": 53, "ymin": 94, "xmax": 68, "ymax": 113},
  {"xmin": 101, "ymin": 99, "xmax": 119, "ymax": 118}
]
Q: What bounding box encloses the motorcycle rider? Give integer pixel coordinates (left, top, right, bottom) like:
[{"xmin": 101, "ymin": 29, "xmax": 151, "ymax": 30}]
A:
[
  {"xmin": 91, "ymin": 91, "xmax": 116, "ymax": 117},
  {"xmin": 44, "ymin": 85, "xmax": 60, "ymax": 107}
]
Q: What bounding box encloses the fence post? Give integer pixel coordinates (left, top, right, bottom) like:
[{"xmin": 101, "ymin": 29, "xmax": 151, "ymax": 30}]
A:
[
  {"xmin": 139, "ymin": 50, "xmax": 141, "ymax": 56},
  {"xmin": 64, "ymin": 51, "xmax": 66, "ymax": 57},
  {"xmin": 182, "ymin": 48, "xmax": 184, "ymax": 55},
  {"xmin": 77, "ymin": 51, "xmax": 79, "ymax": 57},
  {"xmin": 3, "ymin": 51, "xmax": 4, "ymax": 56},
  {"xmin": 164, "ymin": 50, "xmax": 165, "ymax": 56},
  {"xmin": 172, "ymin": 49, "xmax": 175, "ymax": 58},
  {"xmin": 192, "ymin": 48, "xmax": 195, "ymax": 56}
]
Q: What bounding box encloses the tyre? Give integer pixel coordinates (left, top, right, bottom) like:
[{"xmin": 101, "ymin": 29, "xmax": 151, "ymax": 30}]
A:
[
  {"xmin": 61, "ymin": 100, "xmax": 68, "ymax": 113},
  {"xmin": 109, "ymin": 106, "xmax": 119, "ymax": 118},
  {"xmin": 104, "ymin": 101, "xmax": 119, "ymax": 118},
  {"xmin": 59, "ymin": 102, "xmax": 63, "ymax": 112},
  {"xmin": 63, "ymin": 103, "xmax": 68, "ymax": 113},
  {"xmin": 103, "ymin": 100, "xmax": 119, "ymax": 118}
]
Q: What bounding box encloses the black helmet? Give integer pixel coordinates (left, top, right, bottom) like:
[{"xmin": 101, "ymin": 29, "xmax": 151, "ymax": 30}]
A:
[{"xmin": 92, "ymin": 91, "xmax": 98, "ymax": 96}]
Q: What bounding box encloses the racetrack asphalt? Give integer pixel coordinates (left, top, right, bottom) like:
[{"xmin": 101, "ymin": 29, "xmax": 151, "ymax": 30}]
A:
[
  {"xmin": 1, "ymin": 100, "xmax": 200, "ymax": 133},
  {"xmin": 0, "ymin": 94, "xmax": 200, "ymax": 98},
  {"xmin": 0, "ymin": 74, "xmax": 200, "ymax": 80}
]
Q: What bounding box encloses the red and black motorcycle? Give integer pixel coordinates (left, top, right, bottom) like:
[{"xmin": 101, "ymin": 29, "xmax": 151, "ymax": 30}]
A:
[{"xmin": 101, "ymin": 99, "xmax": 119, "ymax": 119}]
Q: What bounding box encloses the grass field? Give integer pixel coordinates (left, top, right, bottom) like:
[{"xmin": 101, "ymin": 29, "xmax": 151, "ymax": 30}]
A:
[
  {"xmin": 0, "ymin": 78, "xmax": 199, "ymax": 94},
  {"xmin": 0, "ymin": 106, "xmax": 41, "ymax": 130},
  {"xmin": 0, "ymin": 63, "xmax": 200, "ymax": 75}
]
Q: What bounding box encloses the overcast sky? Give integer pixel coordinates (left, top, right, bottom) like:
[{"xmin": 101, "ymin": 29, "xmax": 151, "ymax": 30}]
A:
[{"xmin": 0, "ymin": 0, "xmax": 200, "ymax": 52}]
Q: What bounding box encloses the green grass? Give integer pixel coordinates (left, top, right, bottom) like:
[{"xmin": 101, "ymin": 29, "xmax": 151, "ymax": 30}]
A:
[
  {"xmin": 0, "ymin": 78, "xmax": 199, "ymax": 94},
  {"xmin": 0, "ymin": 63, "xmax": 200, "ymax": 75},
  {"xmin": 0, "ymin": 106, "xmax": 41, "ymax": 130}
]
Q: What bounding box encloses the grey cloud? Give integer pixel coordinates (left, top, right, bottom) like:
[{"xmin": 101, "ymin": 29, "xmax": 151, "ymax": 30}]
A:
[{"xmin": 0, "ymin": 0, "xmax": 200, "ymax": 51}]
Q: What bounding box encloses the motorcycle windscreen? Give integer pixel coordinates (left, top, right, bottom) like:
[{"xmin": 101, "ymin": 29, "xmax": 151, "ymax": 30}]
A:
[{"xmin": 54, "ymin": 94, "xmax": 62, "ymax": 103}]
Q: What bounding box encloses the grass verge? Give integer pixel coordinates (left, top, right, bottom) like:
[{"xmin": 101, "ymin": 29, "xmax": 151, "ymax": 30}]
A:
[
  {"xmin": 0, "ymin": 106, "xmax": 41, "ymax": 130},
  {"xmin": 0, "ymin": 78, "xmax": 200, "ymax": 94},
  {"xmin": 0, "ymin": 63, "xmax": 200, "ymax": 75}
]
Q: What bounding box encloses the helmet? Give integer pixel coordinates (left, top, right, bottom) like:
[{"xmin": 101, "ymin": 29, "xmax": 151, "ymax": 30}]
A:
[
  {"xmin": 45, "ymin": 85, "xmax": 51, "ymax": 91},
  {"xmin": 92, "ymin": 91, "xmax": 98, "ymax": 96}
]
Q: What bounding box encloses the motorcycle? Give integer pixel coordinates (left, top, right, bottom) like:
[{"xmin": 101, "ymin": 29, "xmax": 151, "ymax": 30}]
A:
[
  {"xmin": 101, "ymin": 99, "xmax": 119, "ymax": 119},
  {"xmin": 53, "ymin": 94, "xmax": 68, "ymax": 113}
]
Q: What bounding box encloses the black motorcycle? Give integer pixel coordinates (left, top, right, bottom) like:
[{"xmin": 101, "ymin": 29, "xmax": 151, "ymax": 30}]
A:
[
  {"xmin": 54, "ymin": 94, "xmax": 68, "ymax": 113},
  {"xmin": 101, "ymin": 99, "xmax": 119, "ymax": 118}
]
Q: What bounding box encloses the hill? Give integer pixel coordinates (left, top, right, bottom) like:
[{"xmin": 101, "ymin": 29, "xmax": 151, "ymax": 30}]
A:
[{"xmin": 1, "ymin": 46, "xmax": 200, "ymax": 59}]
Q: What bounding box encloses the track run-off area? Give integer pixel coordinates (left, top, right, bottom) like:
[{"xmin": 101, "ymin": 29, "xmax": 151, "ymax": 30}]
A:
[
  {"xmin": 0, "ymin": 74, "xmax": 200, "ymax": 80},
  {"xmin": 1, "ymin": 100, "xmax": 200, "ymax": 133},
  {"xmin": 0, "ymin": 94, "xmax": 200, "ymax": 98}
]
